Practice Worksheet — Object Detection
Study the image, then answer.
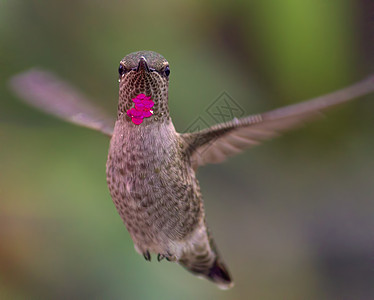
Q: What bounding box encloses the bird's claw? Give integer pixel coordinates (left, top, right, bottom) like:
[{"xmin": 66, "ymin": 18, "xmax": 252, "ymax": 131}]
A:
[
  {"xmin": 157, "ymin": 251, "xmax": 175, "ymax": 262},
  {"xmin": 143, "ymin": 250, "xmax": 151, "ymax": 261}
]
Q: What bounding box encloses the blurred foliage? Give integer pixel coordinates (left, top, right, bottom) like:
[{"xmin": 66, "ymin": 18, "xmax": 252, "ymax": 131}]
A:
[{"xmin": 1, "ymin": 0, "xmax": 374, "ymax": 299}]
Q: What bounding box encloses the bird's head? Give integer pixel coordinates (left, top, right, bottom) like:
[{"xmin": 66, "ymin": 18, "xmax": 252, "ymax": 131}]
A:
[{"xmin": 117, "ymin": 51, "xmax": 171, "ymax": 125}]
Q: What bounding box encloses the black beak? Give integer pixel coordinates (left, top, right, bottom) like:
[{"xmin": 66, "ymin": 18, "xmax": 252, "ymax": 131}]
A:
[{"xmin": 137, "ymin": 56, "xmax": 150, "ymax": 72}]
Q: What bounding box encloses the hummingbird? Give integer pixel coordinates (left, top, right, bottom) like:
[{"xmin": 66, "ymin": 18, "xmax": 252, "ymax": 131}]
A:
[{"xmin": 9, "ymin": 51, "xmax": 374, "ymax": 289}]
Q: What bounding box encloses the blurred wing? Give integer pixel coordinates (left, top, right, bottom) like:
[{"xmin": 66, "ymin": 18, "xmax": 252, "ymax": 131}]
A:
[
  {"xmin": 9, "ymin": 69, "xmax": 115, "ymax": 136},
  {"xmin": 182, "ymin": 75, "xmax": 374, "ymax": 169}
]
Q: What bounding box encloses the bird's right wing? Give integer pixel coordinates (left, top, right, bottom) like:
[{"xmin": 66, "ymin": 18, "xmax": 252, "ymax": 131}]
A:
[
  {"xmin": 181, "ymin": 75, "xmax": 374, "ymax": 169},
  {"xmin": 9, "ymin": 69, "xmax": 115, "ymax": 136}
]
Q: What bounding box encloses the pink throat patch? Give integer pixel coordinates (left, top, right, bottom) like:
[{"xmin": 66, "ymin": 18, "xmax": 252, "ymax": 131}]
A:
[{"xmin": 126, "ymin": 94, "xmax": 154, "ymax": 125}]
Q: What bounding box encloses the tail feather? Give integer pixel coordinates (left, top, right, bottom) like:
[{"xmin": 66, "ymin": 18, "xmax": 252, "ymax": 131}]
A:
[
  {"xmin": 178, "ymin": 237, "xmax": 234, "ymax": 290},
  {"xmin": 208, "ymin": 258, "xmax": 233, "ymax": 290},
  {"xmin": 179, "ymin": 254, "xmax": 233, "ymax": 289},
  {"xmin": 177, "ymin": 222, "xmax": 233, "ymax": 289}
]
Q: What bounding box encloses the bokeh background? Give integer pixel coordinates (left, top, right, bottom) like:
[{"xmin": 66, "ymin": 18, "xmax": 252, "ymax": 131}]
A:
[{"xmin": 1, "ymin": 0, "xmax": 374, "ymax": 299}]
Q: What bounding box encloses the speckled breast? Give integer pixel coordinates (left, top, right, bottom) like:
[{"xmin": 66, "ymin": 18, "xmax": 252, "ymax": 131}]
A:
[{"xmin": 106, "ymin": 120, "xmax": 204, "ymax": 251}]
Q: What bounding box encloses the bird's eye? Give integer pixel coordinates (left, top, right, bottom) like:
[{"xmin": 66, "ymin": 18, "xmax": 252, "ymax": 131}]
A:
[
  {"xmin": 164, "ymin": 66, "xmax": 170, "ymax": 77},
  {"xmin": 118, "ymin": 64, "xmax": 126, "ymax": 77}
]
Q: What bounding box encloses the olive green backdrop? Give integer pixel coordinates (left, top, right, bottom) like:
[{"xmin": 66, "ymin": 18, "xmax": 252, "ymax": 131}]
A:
[{"xmin": 1, "ymin": 0, "xmax": 374, "ymax": 299}]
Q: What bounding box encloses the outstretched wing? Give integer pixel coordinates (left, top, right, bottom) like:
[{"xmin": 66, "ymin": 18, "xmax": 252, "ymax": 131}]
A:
[
  {"xmin": 182, "ymin": 75, "xmax": 374, "ymax": 169},
  {"xmin": 9, "ymin": 69, "xmax": 115, "ymax": 136}
]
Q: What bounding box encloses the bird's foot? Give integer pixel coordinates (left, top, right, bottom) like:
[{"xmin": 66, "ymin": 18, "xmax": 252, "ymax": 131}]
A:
[
  {"xmin": 143, "ymin": 250, "xmax": 151, "ymax": 261},
  {"xmin": 157, "ymin": 251, "xmax": 176, "ymax": 262}
]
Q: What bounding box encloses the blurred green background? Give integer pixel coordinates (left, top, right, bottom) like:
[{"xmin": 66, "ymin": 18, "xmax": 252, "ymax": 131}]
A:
[{"xmin": 1, "ymin": 0, "xmax": 374, "ymax": 299}]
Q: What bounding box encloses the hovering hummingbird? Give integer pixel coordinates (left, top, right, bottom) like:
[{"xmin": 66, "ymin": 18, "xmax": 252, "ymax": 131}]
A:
[{"xmin": 9, "ymin": 51, "xmax": 374, "ymax": 289}]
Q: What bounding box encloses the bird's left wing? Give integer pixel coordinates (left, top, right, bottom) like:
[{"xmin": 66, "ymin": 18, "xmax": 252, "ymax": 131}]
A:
[
  {"xmin": 181, "ymin": 75, "xmax": 374, "ymax": 169},
  {"xmin": 9, "ymin": 69, "xmax": 115, "ymax": 136}
]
